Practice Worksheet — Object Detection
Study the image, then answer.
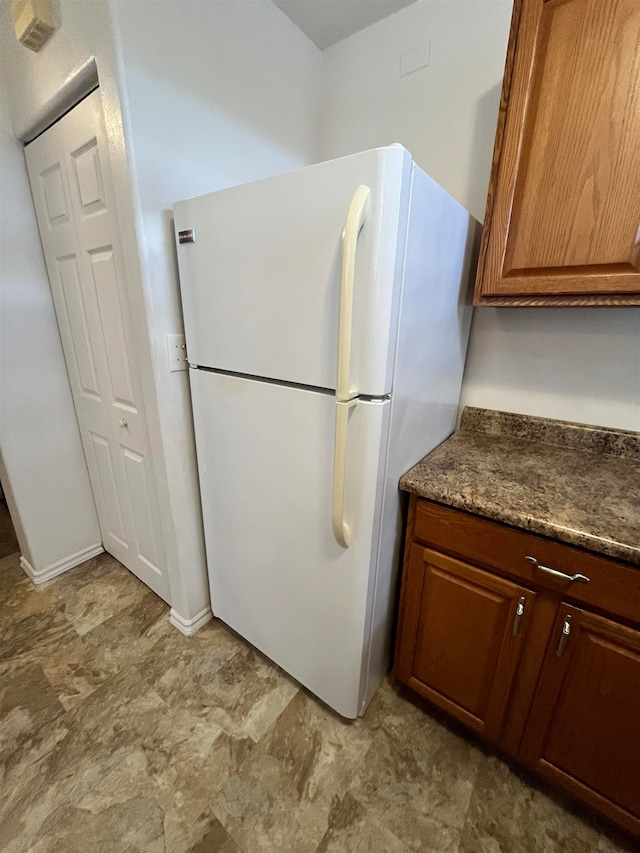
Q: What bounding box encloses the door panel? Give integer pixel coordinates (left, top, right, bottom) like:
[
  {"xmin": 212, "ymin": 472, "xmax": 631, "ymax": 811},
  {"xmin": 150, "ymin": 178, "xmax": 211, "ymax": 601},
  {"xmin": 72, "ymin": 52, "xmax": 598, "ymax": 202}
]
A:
[
  {"xmin": 89, "ymin": 432, "xmax": 128, "ymax": 548},
  {"xmin": 190, "ymin": 369, "xmax": 390, "ymax": 718},
  {"xmin": 56, "ymin": 255, "xmax": 102, "ymax": 398},
  {"xmin": 174, "ymin": 146, "xmax": 411, "ymax": 396},
  {"xmin": 40, "ymin": 163, "xmax": 69, "ymax": 227},
  {"xmin": 122, "ymin": 447, "xmax": 163, "ymax": 574},
  {"xmin": 395, "ymin": 546, "xmax": 535, "ymax": 743},
  {"xmin": 476, "ymin": 0, "xmax": 640, "ymax": 300},
  {"xmin": 521, "ymin": 605, "xmax": 640, "ymax": 830},
  {"xmin": 71, "ymin": 137, "xmax": 106, "ymax": 215},
  {"xmin": 89, "ymin": 247, "xmax": 137, "ymax": 408},
  {"xmin": 25, "ymin": 91, "xmax": 169, "ymax": 602}
]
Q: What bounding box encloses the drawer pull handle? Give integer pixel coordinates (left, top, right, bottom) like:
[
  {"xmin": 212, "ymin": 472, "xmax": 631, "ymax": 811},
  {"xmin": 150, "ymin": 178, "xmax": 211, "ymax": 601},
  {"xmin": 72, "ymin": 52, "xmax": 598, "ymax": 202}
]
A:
[
  {"xmin": 556, "ymin": 615, "xmax": 572, "ymax": 657},
  {"xmin": 525, "ymin": 556, "xmax": 590, "ymax": 584},
  {"xmin": 512, "ymin": 596, "xmax": 526, "ymax": 637}
]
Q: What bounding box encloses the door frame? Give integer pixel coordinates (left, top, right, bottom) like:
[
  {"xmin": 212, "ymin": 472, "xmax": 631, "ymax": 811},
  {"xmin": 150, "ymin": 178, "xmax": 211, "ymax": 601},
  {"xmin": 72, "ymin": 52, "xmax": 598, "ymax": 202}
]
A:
[
  {"xmin": 10, "ymin": 43, "xmax": 210, "ymax": 629},
  {"xmin": 25, "ymin": 88, "xmax": 172, "ymax": 600},
  {"xmin": 15, "ymin": 63, "xmax": 173, "ymax": 599}
]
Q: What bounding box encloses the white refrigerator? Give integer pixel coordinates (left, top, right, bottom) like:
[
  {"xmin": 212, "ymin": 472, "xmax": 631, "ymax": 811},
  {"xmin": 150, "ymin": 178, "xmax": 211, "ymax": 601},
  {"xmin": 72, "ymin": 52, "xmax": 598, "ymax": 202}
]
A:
[{"xmin": 174, "ymin": 145, "xmax": 477, "ymax": 718}]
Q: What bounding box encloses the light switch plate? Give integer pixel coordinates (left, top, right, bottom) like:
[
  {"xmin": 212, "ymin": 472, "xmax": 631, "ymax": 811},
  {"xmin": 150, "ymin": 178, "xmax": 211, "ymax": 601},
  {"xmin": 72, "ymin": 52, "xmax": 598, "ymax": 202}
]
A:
[{"xmin": 166, "ymin": 333, "xmax": 187, "ymax": 372}]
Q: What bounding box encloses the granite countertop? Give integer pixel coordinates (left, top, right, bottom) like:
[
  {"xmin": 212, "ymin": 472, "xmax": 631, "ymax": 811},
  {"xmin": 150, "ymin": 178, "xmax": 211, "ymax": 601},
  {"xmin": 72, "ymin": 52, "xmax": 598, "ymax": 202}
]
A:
[{"xmin": 400, "ymin": 408, "xmax": 640, "ymax": 566}]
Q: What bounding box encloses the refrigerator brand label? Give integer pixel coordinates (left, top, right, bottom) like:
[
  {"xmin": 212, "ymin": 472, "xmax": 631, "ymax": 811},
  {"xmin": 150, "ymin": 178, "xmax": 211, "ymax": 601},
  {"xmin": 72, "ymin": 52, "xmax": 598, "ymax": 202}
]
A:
[{"xmin": 178, "ymin": 229, "xmax": 196, "ymax": 244}]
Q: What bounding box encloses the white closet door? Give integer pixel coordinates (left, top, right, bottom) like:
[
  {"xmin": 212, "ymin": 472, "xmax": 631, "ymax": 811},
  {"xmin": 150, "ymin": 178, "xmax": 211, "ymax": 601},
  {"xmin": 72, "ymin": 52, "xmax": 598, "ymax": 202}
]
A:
[{"xmin": 25, "ymin": 90, "xmax": 169, "ymax": 602}]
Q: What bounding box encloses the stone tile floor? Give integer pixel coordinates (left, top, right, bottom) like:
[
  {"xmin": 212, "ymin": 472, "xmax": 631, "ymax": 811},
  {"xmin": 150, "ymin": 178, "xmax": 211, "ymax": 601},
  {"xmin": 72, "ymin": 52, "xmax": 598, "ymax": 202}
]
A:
[{"xmin": 0, "ymin": 548, "xmax": 636, "ymax": 852}]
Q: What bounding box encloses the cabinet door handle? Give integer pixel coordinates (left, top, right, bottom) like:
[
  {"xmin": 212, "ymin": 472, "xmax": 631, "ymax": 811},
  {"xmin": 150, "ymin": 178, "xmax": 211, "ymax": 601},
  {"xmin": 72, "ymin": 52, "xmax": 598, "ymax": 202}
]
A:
[
  {"xmin": 556, "ymin": 615, "xmax": 572, "ymax": 657},
  {"xmin": 512, "ymin": 596, "xmax": 526, "ymax": 637},
  {"xmin": 525, "ymin": 556, "xmax": 590, "ymax": 584}
]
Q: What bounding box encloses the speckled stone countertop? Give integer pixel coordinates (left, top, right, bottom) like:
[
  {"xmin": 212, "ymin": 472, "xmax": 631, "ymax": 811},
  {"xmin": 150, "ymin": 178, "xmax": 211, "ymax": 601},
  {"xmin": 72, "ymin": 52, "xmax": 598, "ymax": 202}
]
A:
[{"xmin": 400, "ymin": 408, "xmax": 640, "ymax": 566}]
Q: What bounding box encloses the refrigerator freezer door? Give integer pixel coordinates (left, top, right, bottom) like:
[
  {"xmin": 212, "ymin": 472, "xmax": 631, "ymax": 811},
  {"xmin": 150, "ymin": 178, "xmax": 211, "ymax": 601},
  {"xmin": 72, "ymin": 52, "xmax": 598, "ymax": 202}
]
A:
[
  {"xmin": 190, "ymin": 369, "xmax": 391, "ymax": 718},
  {"xmin": 174, "ymin": 146, "xmax": 411, "ymax": 396}
]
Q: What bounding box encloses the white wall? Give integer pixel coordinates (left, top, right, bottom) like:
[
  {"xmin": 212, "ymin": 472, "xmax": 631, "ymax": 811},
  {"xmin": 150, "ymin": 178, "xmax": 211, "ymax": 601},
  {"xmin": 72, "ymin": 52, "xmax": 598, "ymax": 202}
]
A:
[
  {"xmin": 460, "ymin": 309, "xmax": 640, "ymax": 430},
  {"xmin": 0, "ymin": 75, "xmax": 101, "ymax": 572},
  {"xmin": 320, "ymin": 0, "xmax": 512, "ymax": 222},
  {"xmin": 320, "ymin": 0, "xmax": 640, "ymax": 431}
]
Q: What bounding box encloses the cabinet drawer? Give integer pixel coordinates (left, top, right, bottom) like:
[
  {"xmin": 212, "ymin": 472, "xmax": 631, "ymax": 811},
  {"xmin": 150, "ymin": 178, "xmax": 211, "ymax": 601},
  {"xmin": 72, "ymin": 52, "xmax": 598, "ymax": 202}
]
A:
[{"xmin": 413, "ymin": 499, "xmax": 640, "ymax": 627}]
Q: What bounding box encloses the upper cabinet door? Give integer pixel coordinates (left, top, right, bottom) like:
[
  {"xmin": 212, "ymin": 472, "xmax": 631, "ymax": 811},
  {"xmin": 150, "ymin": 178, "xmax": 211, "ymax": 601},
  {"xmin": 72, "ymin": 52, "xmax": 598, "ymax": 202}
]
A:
[{"xmin": 475, "ymin": 0, "xmax": 640, "ymax": 305}]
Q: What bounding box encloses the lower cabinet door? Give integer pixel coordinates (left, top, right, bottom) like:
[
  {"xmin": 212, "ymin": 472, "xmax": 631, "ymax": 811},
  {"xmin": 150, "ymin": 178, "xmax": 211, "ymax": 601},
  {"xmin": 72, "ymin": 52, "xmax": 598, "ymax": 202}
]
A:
[
  {"xmin": 520, "ymin": 605, "xmax": 640, "ymax": 836},
  {"xmin": 395, "ymin": 545, "xmax": 536, "ymax": 743}
]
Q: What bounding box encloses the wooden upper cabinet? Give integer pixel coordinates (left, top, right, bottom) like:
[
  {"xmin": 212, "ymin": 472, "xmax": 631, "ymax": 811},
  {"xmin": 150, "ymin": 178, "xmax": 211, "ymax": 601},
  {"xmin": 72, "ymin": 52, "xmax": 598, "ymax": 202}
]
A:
[{"xmin": 474, "ymin": 0, "xmax": 640, "ymax": 305}]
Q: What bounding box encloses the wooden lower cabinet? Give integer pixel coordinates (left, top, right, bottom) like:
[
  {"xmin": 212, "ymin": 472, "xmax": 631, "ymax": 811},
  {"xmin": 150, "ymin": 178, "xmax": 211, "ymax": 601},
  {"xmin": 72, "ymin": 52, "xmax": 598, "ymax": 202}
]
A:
[
  {"xmin": 520, "ymin": 605, "xmax": 640, "ymax": 836},
  {"xmin": 395, "ymin": 545, "xmax": 536, "ymax": 743},
  {"xmin": 395, "ymin": 497, "xmax": 640, "ymax": 837}
]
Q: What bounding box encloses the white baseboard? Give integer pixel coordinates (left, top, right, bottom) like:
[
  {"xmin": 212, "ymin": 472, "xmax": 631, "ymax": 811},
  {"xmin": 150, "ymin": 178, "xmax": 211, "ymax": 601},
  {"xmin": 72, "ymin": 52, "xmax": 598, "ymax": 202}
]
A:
[
  {"xmin": 20, "ymin": 544, "xmax": 104, "ymax": 585},
  {"xmin": 169, "ymin": 605, "xmax": 213, "ymax": 636}
]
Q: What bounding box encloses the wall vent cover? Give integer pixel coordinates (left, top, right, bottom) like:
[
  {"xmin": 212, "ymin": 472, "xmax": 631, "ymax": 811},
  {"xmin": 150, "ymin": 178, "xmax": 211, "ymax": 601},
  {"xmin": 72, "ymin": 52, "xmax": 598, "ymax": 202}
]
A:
[{"xmin": 12, "ymin": 0, "xmax": 57, "ymax": 53}]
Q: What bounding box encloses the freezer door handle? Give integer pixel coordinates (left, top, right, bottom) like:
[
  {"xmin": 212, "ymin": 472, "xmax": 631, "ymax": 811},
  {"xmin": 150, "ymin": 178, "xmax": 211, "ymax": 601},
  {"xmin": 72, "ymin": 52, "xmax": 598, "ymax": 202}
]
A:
[
  {"xmin": 337, "ymin": 185, "xmax": 371, "ymax": 403},
  {"xmin": 332, "ymin": 399, "xmax": 357, "ymax": 548}
]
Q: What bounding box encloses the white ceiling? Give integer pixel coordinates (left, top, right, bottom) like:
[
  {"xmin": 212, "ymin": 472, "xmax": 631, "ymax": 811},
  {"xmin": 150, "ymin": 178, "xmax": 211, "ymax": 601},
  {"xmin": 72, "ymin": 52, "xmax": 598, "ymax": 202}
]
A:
[{"xmin": 272, "ymin": 0, "xmax": 420, "ymax": 50}]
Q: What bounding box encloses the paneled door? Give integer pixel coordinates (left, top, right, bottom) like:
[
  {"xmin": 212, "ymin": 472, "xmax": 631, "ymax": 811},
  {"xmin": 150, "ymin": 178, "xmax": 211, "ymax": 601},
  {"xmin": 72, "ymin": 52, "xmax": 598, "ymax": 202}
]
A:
[
  {"xmin": 25, "ymin": 90, "xmax": 170, "ymax": 603},
  {"xmin": 520, "ymin": 604, "xmax": 640, "ymax": 834},
  {"xmin": 475, "ymin": 0, "xmax": 640, "ymax": 304},
  {"xmin": 395, "ymin": 546, "xmax": 536, "ymax": 743}
]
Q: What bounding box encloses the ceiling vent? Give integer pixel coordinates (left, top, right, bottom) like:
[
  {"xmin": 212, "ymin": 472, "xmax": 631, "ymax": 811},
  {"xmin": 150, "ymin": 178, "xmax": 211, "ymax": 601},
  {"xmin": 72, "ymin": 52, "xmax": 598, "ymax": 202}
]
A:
[{"xmin": 12, "ymin": 0, "xmax": 57, "ymax": 53}]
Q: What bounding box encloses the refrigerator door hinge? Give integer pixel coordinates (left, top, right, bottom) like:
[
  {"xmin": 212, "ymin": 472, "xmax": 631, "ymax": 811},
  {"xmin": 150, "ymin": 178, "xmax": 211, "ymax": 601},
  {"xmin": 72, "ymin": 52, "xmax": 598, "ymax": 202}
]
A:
[{"xmin": 359, "ymin": 393, "xmax": 391, "ymax": 403}]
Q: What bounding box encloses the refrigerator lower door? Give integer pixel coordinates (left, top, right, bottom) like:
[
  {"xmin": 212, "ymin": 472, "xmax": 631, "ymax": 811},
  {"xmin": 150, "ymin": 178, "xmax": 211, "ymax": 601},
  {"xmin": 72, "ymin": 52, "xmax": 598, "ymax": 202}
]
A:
[{"xmin": 191, "ymin": 369, "xmax": 391, "ymax": 719}]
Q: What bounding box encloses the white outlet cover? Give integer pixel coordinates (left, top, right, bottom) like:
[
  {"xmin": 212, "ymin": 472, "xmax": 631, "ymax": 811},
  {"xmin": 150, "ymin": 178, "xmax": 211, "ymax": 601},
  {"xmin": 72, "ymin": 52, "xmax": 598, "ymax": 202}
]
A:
[{"xmin": 166, "ymin": 333, "xmax": 187, "ymax": 372}]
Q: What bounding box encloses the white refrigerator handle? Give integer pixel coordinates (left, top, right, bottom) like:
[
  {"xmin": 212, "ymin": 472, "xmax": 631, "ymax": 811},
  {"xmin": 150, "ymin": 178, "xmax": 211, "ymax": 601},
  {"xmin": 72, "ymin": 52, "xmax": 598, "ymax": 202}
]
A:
[
  {"xmin": 336, "ymin": 185, "xmax": 371, "ymax": 403},
  {"xmin": 332, "ymin": 185, "xmax": 371, "ymax": 549},
  {"xmin": 332, "ymin": 399, "xmax": 357, "ymax": 548}
]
